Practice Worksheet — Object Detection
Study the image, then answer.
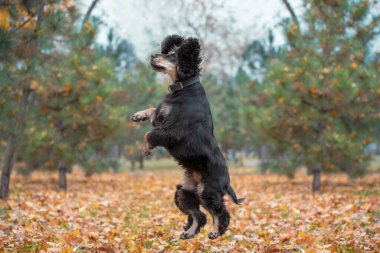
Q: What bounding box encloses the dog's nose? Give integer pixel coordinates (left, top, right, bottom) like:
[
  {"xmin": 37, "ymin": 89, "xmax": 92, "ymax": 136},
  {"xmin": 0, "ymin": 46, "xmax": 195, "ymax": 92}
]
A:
[{"xmin": 151, "ymin": 54, "xmax": 155, "ymax": 59}]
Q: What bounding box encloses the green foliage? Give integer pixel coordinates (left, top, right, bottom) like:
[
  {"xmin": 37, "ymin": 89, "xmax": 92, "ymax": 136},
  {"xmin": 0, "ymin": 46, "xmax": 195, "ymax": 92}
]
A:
[
  {"xmin": 0, "ymin": 1, "xmax": 163, "ymax": 176},
  {"xmin": 247, "ymin": 0, "xmax": 380, "ymax": 177}
]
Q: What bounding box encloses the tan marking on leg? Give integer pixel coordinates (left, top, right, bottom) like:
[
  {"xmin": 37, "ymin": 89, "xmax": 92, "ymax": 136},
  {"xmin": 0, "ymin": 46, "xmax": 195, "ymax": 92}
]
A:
[
  {"xmin": 144, "ymin": 131, "xmax": 152, "ymax": 156},
  {"xmin": 185, "ymin": 211, "xmax": 198, "ymax": 236},
  {"xmin": 182, "ymin": 171, "xmax": 196, "ymax": 191},
  {"xmin": 212, "ymin": 215, "xmax": 219, "ymax": 233}
]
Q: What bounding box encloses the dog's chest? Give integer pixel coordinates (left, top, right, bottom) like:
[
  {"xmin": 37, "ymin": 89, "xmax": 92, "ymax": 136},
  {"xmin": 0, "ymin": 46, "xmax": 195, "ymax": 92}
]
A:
[{"xmin": 152, "ymin": 103, "xmax": 172, "ymax": 126}]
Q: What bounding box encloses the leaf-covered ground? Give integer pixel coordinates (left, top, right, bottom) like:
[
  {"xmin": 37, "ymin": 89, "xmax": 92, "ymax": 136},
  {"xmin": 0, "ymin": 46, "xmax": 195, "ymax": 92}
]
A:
[{"xmin": 0, "ymin": 168, "xmax": 379, "ymax": 252}]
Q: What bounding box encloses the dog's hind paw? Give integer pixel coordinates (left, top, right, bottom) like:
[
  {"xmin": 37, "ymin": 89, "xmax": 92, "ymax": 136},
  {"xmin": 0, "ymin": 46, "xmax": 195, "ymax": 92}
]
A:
[
  {"xmin": 180, "ymin": 231, "xmax": 195, "ymax": 240},
  {"xmin": 208, "ymin": 232, "xmax": 219, "ymax": 240},
  {"xmin": 183, "ymin": 215, "xmax": 193, "ymax": 231}
]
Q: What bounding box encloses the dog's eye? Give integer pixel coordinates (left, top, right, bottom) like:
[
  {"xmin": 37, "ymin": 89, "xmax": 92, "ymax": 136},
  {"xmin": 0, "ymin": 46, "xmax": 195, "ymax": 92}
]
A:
[{"xmin": 168, "ymin": 51, "xmax": 176, "ymax": 56}]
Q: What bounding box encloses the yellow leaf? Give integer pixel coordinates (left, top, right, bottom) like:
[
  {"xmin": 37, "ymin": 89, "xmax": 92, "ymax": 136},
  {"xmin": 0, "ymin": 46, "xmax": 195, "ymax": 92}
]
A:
[
  {"xmin": 96, "ymin": 96, "xmax": 103, "ymax": 103},
  {"xmin": 279, "ymin": 204, "xmax": 288, "ymax": 211},
  {"xmin": 62, "ymin": 83, "xmax": 72, "ymax": 93},
  {"xmin": 30, "ymin": 80, "xmax": 38, "ymax": 90},
  {"xmin": 277, "ymin": 97, "xmax": 284, "ymax": 105},
  {"xmin": 66, "ymin": 246, "xmax": 73, "ymax": 253},
  {"xmin": 37, "ymin": 86, "xmax": 45, "ymax": 94},
  {"xmin": 0, "ymin": 10, "xmax": 10, "ymax": 29}
]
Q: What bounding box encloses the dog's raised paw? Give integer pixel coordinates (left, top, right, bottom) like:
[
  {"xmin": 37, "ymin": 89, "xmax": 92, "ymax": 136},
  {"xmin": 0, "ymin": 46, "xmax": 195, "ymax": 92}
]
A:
[
  {"xmin": 180, "ymin": 231, "xmax": 195, "ymax": 240},
  {"xmin": 208, "ymin": 232, "xmax": 219, "ymax": 240},
  {"xmin": 131, "ymin": 112, "xmax": 148, "ymax": 122}
]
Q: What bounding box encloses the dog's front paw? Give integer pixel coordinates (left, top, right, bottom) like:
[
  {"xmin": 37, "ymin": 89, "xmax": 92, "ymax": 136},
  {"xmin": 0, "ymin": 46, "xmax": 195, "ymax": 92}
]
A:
[
  {"xmin": 131, "ymin": 111, "xmax": 149, "ymax": 122},
  {"xmin": 208, "ymin": 232, "xmax": 219, "ymax": 240},
  {"xmin": 144, "ymin": 148, "xmax": 152, "ymax": 156},
  {"xmin": 180, "ymin": 231, "xmax": 195, "ymax": 240}
]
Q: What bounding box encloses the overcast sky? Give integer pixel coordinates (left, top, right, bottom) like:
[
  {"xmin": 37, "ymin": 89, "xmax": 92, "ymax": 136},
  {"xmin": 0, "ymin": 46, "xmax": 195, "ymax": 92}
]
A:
[
  {"xmin": 80, "ymin": 0, "xmax": 305, "ymax": 58},
  {"xmin": 80, "ymin": 0, "xmax": 379, "ymax": 60}
]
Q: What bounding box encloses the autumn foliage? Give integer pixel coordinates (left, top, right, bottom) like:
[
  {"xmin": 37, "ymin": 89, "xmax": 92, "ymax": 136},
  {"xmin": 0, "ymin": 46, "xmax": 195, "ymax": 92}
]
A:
[
  {"xmin": 0, "ymin": 169, "xmax": 379, "ymax": 252},
  {"xmin": 0, "ymin": 1, "xmax": 379, "ymax": 252}
]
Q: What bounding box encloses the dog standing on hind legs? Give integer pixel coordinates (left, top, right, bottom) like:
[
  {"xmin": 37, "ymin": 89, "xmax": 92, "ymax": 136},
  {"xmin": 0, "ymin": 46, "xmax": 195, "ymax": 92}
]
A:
[{"xmin": 131, "ymin": 35, "xmax": 244, "ymax": 240}]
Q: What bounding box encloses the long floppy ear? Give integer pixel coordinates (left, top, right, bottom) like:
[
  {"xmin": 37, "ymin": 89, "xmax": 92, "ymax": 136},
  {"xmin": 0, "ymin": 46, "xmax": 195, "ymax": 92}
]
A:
[
  {"xmin": 161, "ymin": 34, "xmax": 184, "ymax": 54},
  {"xmin": 176, "ymin": 37, "xmax": 202, "ymax": 80}
]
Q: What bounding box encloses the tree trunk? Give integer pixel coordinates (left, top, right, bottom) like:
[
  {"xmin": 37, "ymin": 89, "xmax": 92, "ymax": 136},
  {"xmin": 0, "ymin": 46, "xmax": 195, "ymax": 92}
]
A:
[
  {"xmin": 55, "ymin": 119, "xmax": 68, "ymax": 190},
  {"xmin": 312, "ymin": 165, "xmax": 321, "ymax": 192},
  {"xmin": 0, "ymin": 141, "xmax": 17, "ymax": 199},
  {"xmin": 0, "ymin": 88, "xmax": 31, "ymax": 199},
  {"xmin": 58, "ymin": 161, "xmax": 67, "ymax": 190},
  {"xmin": 139, "ymin": 155, "xmax": 144, "ymax": 170},
  {"xmin": 111, "ymin": 144, "xmax": 120, "ymax": 172}
]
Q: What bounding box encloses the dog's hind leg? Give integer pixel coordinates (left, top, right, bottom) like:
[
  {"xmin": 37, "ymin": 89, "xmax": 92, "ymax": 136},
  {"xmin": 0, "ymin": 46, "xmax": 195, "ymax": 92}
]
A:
[
  {"xmin": 174, "ymin": 183, "xmax": 206, "ymax": 239},
  {"xmin": 177, "ymin": 170, "xmax": 199, "ymax": 230},
  {"xmin": 198, "ymin": 184, "xmax": 230, "ymax": 239}
]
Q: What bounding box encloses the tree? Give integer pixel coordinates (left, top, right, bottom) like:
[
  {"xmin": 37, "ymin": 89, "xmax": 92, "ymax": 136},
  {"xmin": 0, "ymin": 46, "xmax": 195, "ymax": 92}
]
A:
[
  {"xmin": 0, "ymin": 0, "xmax": 134, "ymax": 193},
  {"xmin": 254, "ymin": 0, "xmax": 380, "ymax": 191},
  {"xmin": 0, "ymin": 0, "xmax": 63, "ymax": 198}
]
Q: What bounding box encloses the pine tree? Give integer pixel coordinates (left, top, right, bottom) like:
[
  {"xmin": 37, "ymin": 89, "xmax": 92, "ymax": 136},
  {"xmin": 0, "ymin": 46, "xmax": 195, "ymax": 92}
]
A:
[{"xmin": 256, "ymin": 0, "xmax": 380, "ymax": 191}]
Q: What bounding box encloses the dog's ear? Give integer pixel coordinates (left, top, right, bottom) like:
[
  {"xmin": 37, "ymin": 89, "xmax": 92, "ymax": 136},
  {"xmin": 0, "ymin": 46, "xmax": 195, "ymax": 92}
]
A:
[
  {"xmin": 176, "ymin": 37, "xmax": 202, "ymax": 80},
  {"xmin": 161, "ymin": 34, "xmax": 184, "ymax": 54}
]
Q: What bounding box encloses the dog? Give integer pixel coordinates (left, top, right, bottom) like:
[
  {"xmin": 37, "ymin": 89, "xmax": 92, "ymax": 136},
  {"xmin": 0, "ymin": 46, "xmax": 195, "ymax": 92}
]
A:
[{"xmin": 131, "ymin": 35, "xmax": 244, "ymax": 240}]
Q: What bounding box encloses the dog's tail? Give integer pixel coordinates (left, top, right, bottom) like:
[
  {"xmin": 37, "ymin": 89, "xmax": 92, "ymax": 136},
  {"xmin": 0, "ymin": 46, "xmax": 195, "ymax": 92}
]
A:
[{"xmin": 227, "ymin": 185, "xmax": 245, "ymax": 205}]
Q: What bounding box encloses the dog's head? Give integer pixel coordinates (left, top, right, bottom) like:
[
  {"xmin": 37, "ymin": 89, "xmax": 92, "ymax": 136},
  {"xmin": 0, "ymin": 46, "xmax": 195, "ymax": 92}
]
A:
[{"xmin": 150, "ymin": 35, "xmax": 202, "ymax": 81}]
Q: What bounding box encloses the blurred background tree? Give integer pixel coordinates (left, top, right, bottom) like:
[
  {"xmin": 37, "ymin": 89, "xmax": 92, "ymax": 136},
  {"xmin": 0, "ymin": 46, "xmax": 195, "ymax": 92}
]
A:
[
  {"xmin": 243, "ymin": 0, "xmax": 380, "ymax": 191},
  {"xmin": 0, "ymin": 0, "xmax": 160, "ymax": 196}
]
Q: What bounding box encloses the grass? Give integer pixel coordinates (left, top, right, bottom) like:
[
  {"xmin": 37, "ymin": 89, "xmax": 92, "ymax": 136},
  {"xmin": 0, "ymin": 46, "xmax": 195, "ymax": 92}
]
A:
[
  {"xmin": 369, "ymin": 155, "xmax": 380, "ymax": 169},
  {"xmin": 120, "ymin": 156, "xmax": 259, "ymax": 172},
  {"xmin": 123, "ymin": 154, "xmax": 380, "ymax": 173}
]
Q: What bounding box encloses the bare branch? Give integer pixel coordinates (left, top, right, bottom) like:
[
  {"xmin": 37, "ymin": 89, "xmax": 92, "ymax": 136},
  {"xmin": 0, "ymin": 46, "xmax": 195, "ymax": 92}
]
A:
[
  {"xmin": 282, "ymin": 0, "xmax": 300, "ymax": 28},
  {"xmin": 81, "ymin": 0, "xmax": 100, "ymax": 32}
]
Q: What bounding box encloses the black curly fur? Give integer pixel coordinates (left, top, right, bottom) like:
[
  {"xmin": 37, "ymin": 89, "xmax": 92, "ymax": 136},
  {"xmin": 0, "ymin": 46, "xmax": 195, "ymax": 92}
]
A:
[
  {"xmin": 161, "ymin": 35, "xmax": 184, "ymax": 54},
  {"xmin": 176, "ymin": 38, "xmax": 202, "ymax": 81},
  {"xmin": 144, "ymin": 35, "xmax": 244, "ymax": 240},
  {"xmin": 201, "ymin": 187, "xmax": 230, "ymax": 237},
  {"xmin": 174, "ymin": 185, "xmax": 207, "ymax": 236},
  {"xmin": 218, "ymin": 210, "xmax": 230, "ymax": 235}
]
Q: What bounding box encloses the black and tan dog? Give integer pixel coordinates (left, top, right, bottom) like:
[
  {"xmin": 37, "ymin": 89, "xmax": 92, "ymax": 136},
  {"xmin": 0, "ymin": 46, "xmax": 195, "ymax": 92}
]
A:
[{"xmin": 131, "ymin": 35, "xmax": 244, "ymax": 240}]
